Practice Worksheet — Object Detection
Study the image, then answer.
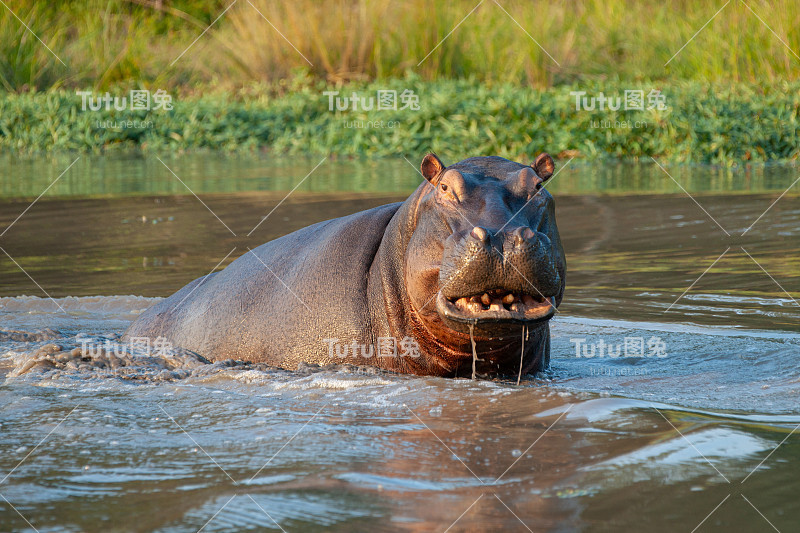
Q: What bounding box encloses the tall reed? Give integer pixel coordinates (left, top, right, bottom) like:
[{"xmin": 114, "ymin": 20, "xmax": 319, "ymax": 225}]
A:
[{"xmin": 0, "ymin": 0, "xmax": 798, "ymax": 90}]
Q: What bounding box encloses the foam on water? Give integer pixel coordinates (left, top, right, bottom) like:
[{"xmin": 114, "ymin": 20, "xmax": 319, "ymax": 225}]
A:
[
  {"xmin": 2, "ymin": 296, "xmax": 799, "ymax": 414},
  {"xmin": 548, "ymin": 316, "xmax": 800, "ymax": 413}
]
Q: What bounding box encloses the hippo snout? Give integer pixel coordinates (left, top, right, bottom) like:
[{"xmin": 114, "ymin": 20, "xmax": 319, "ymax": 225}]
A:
[{"xmin": 438, "ymin": 226, "xmax": 561, "ymax": 301}]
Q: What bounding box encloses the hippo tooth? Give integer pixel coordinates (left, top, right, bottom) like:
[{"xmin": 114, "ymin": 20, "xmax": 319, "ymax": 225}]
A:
[
  {"xmin": 455, "ymin": 297, "xmax": 469, "ymax": 310},
  {"xmin": 510, "ymin": 302, "xmax": 524, "ymax": 313},
  {"xmin": 489, "ymin": 301, "xmax": 503, "ymax": 312},
  {"xmin": 467, "ymin": 301, "xmax": 482, "ymax": 313},
  {"xmin": 470, "ymin": 295, "xmax": 482, "ymax": 304},
  {"xmin": 502, "ymin": 293, "xmax": 515, "ymax": 304},
  {"xmin": 481, "ymin": 293, "xmax": 491, "ymax": 306}
]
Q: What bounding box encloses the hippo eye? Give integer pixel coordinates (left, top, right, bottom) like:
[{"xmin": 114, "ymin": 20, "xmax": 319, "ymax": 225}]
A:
[
  {"xmin": 528, "ymin": 180, "xmax": 544, "ymax": 198},
  {"xmin": 440, "ymin": 183, "xmax": 449, "ymax": 192}
]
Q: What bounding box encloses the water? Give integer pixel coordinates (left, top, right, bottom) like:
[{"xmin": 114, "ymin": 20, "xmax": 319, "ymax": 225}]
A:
[{"xmin": 1, "ymin": 155, "xmax": 798, "ymax": 531}]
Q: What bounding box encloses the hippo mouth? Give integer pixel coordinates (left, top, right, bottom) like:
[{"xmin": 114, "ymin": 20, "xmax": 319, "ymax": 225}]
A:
[{"xmin": 436, "ymin": 288, "xmax": 556, "ymax": 333}]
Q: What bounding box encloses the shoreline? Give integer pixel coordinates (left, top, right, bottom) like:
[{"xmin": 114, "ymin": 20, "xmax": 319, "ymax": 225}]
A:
[{"xmin": 1, "ymin": 80, "xmax": 798, "ymax": 163}]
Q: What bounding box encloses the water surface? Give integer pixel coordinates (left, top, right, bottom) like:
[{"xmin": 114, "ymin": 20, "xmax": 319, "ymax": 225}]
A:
[{"xmin": 1, "ymin": 155, "xmax": 798, "ymax": 532}]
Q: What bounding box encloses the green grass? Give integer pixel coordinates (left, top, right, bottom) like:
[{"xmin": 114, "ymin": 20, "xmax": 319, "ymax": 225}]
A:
[
  {"xmin": 0, "ymin": 0, "xmax": 799, "ymax": 91},
  {"xmin": 2, "ymin": 1, "xmax": 798, "ymax": 162},
  {"xmin": 2, "ymin": 78, "xmax": 798, "ymax": 163}
]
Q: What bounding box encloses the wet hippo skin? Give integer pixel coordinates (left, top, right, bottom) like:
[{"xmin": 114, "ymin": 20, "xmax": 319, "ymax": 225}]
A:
[{"xmin": 124, "ymin": 153, "xmax": 566, "ymax": 378}]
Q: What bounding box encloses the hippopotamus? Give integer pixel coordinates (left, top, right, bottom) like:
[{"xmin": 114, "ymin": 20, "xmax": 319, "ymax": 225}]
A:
[{"xmin": 123, "ymin": 153, "xmax": 566, "ymax": 379}]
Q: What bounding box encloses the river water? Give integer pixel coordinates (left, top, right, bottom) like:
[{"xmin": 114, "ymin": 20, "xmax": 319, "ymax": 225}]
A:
[{"xmin": 0, "ymin": 155, "xmax": 798, "ymax": 532}]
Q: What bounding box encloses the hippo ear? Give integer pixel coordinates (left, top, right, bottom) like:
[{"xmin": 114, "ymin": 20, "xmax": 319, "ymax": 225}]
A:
[
  {"xmin": 421, "ymin": 153, "xmax": 446, "ymax": 184},
  {"xmin": 532, "ymin": 153, "xmax": 555, "ymax": 181}
]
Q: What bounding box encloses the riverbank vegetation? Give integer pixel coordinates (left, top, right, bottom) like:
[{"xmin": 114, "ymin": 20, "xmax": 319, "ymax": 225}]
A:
[
  {"xmin": 1, "ymin": 1, "xmax": 798, "ymax": 162},
  {"xmin": 2, "ymin": 79, "xmax": 798, "ymax": 163}
]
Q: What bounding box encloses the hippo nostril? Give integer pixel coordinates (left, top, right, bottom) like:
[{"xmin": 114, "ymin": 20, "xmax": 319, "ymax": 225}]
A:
[
  {"xmin": 470, "ymin": 226, "xmax": 490, "ymax": 243},
  {"xmin": 511, "ymin": 226, "xmax": 536, "ymax": 245}
]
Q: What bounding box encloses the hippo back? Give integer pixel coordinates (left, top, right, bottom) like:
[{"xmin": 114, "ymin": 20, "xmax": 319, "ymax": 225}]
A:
[{"xmin": 124, "ymin": 202, "xmax": 402, "ymax": 367}]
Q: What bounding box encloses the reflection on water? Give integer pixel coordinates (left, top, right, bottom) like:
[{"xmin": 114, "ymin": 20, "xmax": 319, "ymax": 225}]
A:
[
  {"xmin": 0, "ymin": 155, "xmax": 798, "ymax": 531},
  {"xmin": 1, "ymin": 153, "xmax": 799, "ymax": 197}
]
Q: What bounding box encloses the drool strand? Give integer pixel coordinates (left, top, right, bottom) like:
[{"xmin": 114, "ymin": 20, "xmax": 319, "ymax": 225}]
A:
[
  {"xmin": 517, "ymin": 325, "xmax": 526, "ymax": 386},
  {"xmin": 469, "ymin": 323, "xmax": 477, "ymax": 380}
]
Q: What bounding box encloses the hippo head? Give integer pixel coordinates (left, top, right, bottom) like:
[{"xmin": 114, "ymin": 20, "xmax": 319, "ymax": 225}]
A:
[{"xmin": 402, "ymin": 153, "xmax": 566, "ymax": 375}]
